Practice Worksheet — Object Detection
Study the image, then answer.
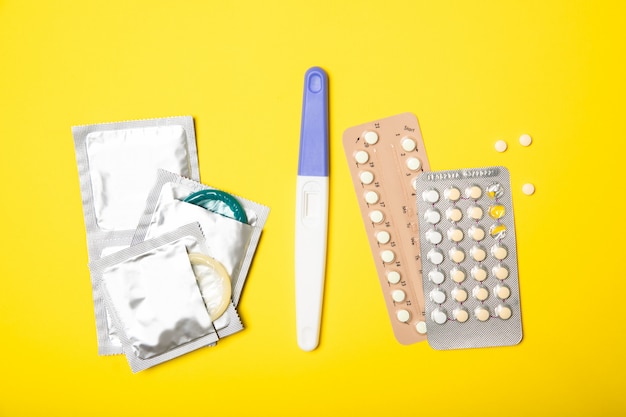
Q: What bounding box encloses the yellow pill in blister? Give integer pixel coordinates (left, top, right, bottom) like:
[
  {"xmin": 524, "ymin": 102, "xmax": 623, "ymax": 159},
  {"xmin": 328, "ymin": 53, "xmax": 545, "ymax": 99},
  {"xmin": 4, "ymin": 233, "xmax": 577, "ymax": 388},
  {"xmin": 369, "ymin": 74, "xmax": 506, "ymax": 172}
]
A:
[
  {"xmin": 488, "ymin": 204, "xmax": 506, "ymax": 219},
  {"xmin": 489, "ymin": 223, "xmax": 507, "ymax": 239}
]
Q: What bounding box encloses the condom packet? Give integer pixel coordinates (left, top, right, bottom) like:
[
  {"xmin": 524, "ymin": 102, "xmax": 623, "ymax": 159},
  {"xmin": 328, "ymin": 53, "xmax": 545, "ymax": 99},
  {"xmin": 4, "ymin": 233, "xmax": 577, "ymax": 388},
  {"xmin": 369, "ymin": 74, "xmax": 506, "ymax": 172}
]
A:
[
  {"xmin": 90, "ymin": 222, "xmax": 243, "ymax": 372},
  {"xmin": 132, "ymin": 169, "xmax": 270, "ymax": 310},
  {"xmin": 72, "ymin": 116, "xmax": 200, "ymax": 355}
]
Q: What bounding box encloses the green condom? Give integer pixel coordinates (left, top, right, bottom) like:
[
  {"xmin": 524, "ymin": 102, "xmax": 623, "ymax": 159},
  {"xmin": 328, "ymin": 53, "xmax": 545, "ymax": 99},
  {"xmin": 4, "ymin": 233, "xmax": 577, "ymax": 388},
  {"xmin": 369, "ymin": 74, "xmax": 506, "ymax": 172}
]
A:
[{"xmin": 183, "ymin": 189, "xmax": 248, "ymax": 224}]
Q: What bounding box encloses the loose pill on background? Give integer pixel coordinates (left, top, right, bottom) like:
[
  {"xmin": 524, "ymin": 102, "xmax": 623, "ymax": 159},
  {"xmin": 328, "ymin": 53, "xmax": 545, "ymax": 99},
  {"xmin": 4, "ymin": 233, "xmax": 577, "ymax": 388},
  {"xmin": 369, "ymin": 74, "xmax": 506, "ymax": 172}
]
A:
[
  {"xmin": 495, "ymin": 140, "xmax": 508, "ymax": 152},
  {"xmin": 522, "ymin": 183, "xmax": 535, "ymax": 195},
  {"xmin": 519, "ymin": 134, "xmax": 532, "ymax": 146}
]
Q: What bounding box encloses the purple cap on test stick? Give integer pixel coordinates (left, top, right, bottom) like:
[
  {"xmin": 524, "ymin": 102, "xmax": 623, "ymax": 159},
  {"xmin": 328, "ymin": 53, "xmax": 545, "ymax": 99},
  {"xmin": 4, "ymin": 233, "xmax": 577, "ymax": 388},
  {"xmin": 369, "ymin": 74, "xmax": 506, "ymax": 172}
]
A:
[{"xmin": 298, "ymin": 67, "xmax": 329, "ymax": 177}]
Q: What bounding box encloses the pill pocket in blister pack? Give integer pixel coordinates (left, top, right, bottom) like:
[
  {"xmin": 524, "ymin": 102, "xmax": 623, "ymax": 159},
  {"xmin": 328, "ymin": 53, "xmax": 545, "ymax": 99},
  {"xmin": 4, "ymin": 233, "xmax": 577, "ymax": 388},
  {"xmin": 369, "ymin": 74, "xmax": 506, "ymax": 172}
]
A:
[
  {"xmin": 414, "ymin": 166, "xmax": 523, "ymax": 350},
  {"xmin": 343, "ymin": 113, "xmax": 431, "ymax": 345}
]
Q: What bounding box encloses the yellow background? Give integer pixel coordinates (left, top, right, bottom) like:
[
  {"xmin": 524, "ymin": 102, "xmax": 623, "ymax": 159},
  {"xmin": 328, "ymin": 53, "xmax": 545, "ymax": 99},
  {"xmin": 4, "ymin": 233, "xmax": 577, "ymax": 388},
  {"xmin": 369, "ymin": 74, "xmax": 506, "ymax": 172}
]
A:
[{"xmin": 1, "ymin": 1, "xmax": 625, "ymax": 416}]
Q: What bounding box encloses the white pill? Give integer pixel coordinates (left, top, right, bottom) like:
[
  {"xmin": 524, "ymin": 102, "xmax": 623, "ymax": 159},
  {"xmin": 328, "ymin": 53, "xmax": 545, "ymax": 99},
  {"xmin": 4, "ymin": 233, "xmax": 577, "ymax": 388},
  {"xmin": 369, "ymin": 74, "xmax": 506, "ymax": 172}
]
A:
[
  {"xmin": 365, "ymin": 190, "xmax": 379, "ymax": 205},
  {"xmin": 406, "ymin": 157, "xmax": 421, "ymax": 171},
  {"xmin": 376, "ymin": 230, "xmax": 391, "ymax": 244},
  {"xmin": 425, "ymin": 229, "xmax": 443, "ymax": 245},
  {"xmin": 424, "ymin": 208, "xmax": 441, "ymax": 224},
  {"xmin": 493, "ymin": 265, "xmax": 509, "ymax": 280},
  {"xmin": 392, "ymin": 289, "xmax": 406, "ymax": 303},
  {"xmin": 447, "ymin": 227, "xmax": 464, "ymax": 242},
  {"xmin": 452, "ymin": 287, "xmax": 468, "ymax": 303},
  {"xmin": 369, "ymin": 210, "xmax": 384, "ymax": 224},
  {"xmin": 519, "ymin": 133, "xmax": 532, "ymax": 146},
  {"xmin": 446, "ymin": 207, "xmax": 463, "ymax": 222},
  {"xmin": 428, "ymin": 269, "xmax": 445, "ymax": 285},
  {"xmin": 495, "ymin": 140, "xmax": 508, "ymax": 152},
  {"xmin": 468, "ymin": 225, "xmax": 486, "ymax": 241},
  {"xmin": 471, "ymin": 266, "xmax": 488, "ymax": 282},
  {"xmin": 401, "ymin": 137, "xmax": 417, "ymax": 152},
  {"xmin": 415, "ymin": 321, "xmax": 428, "ymax": 334},
  {"xmin": 430, "ymin": 289, "xmax": 446, "ymax": 304},
  {"xmin": 473, "ymin": 285, "xmax": 489, "ymax": 301},
  {"xmin": 381, "ymin": 250, "xmax": 395, "ymax": 263},
  {"xmin": 364, "ymin": 131, "xmax": 379, "ymax": 145},
  {"xmin": 449, "ymin": 247, "xmax": 465, "ymax": 263},
  {"xmin": 354, "ymin": 150, "xmax": 369, "ymax": 164},
  {"xmin": 431, "ymin": 308, "xmax": 448, "ymax": 325},
  {"xmin": 427, "ymin": 248, "xmax": 444, "ymax": 265},
  {"xmin": 494, "ymin": 284, "xmax": 511, "ymax": 300},
  {"xmin": 359, "ymin": 171, "xmax": 374, "ymax": 185},
  {"xmin": 474, "ymin": 306, "xmax": 490, "ymax": 322},
  {"xmin": 444, "ymin": 187, "xmax": 461, "ymax": 202},
  {"xmin": 451, "ymin": 267, "xmax": 466, "ymax": 283},
  {"xmin": 522, "ymin": 183, "xmax": 535, "ymax": 195},
  {"xmin": 422, "ymin": 188, "xmax": 440, "ymax": 203},
  {"xmin": 495, "ymin": 304, "xmax": 513, "ymax": 320},
  {"xmin": 453, "ymin": 308, "xmax": 469, "ymax": 323},
  {"xmin": 387, "ymin": 271, "xmax": 401, "ymax": 284},
  {"xmin": 397, "ymin": 309, "xmax": 410, "ymax": 323}
]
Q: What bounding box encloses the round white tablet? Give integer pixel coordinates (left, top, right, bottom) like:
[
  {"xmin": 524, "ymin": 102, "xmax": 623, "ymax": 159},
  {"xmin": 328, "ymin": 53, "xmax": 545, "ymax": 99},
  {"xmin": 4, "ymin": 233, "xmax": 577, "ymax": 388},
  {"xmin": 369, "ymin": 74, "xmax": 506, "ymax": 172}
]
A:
[
  {"xmin": 392, "ymin": 289, "xmax": 406, "ymax": 303},
  {"xmin": 381, "ymin": 250, "xmax": 395, "ymax": 263},
  {"xmin": 427, "ymin": 248, "xmax": 444, "ymax": 265},
  {"xmin": 425, "ymin": 229, "xmax": 443, "ymax": 245},
  {"xmin": 519, "ymin": 133, "xmax": 532, "ymax": 146},
  {"xmin": 471, "ymin": 266, "xmax": 488, "ymax": 282},
  {"xmin": 453, "ymin": 308, "xmax": 469, "ymax": 323},
  {"xmin": 495, "ymin": 140, "xmax": 508, "ymax": 152},
  {"xmin": 444, "ymin": 187, "xmax": 461, "ymax": 202},
  {"xmin": 431, "ymin": 308, "xmax": 448, "ymax": 325},
  {"xmin": 522, "ymin": 183, "xmax": 535, "ymax": 195},
  {"xmin": 359, "ymin": 170, "xmax": 374, "ymax": 185},
  {"xmin": 424, "ymin": 208, "xmax": 441, "ymax": 224},
  {"xmin": 401, "ymin": 137, "xmax": 417, "ymax": 152},
  {"xmin": 387, "ymin": 271, "xmax": 401, "ymax": 284},
  {"xmin": 466, "ymin": 185, "xmax": 483, "ymax": 200},
  {"xmin": 415, "ymin": 321, "xmax": 428, "ymax": 334},
  {"xmin": 470, "ymin": 246, "xmax": 487, "ymax": 262},
  {"xmin": 355, "ymin": 150, "xmax": 369, "ymax": 164},
  {"xmin": 428, "ymin": 269, "xmax": 445, "ymax": 285},
  {"xmin": 494, "ymin": 284, "xmax": 511, "ymax": 300},
  {"xmin": 364, "ymin": 190, "xmax": 379, "ymax": 205},
  {"xmin": 451, "ymin": 267, "xmax": 466, "ymax": 283},
  {"xmin": 422, "ymin": 188, "xmax": 440, "ymax": 203},
  {"xmin": 452, "ymin": 287, "xmax": 468, "ymax": 303},
  {"xmin": 397, "ymin": 309, "xmax": 410, "ymax": 323},
  {"xmin": 369, "ymin": 210, "xmax": 384, "ymax": 224},
  {"xmin": 495, "ymin": 304, "xmax": 513, "ymax": 320},
  {"xmin": 406, "ymin": 157, "xmax": 422, "ymax": 171},
  {"xmin": 467, "ymin": 205, "xmax": 484, "ymax": 220},
  {"xmin": 491, "ymin": 244, "xmax": 508, "ymax": 260},
  {"xmin": 449, "ymin": 247, "xmax": 465, "ymax": 263},
  {"xmin": 430, "ymin": 289, "xmax": 446, "ymax": 304},
  {"xmin": 364, "ymin": 130, "xmax": 379, "ymax": 145},
  {"xmin": 376, "ymin": 230, "xmax": 391, "ymax": 244},
  {"xmin": 474, "ymin": 306, "xmax": 490, "ymax": 322}
]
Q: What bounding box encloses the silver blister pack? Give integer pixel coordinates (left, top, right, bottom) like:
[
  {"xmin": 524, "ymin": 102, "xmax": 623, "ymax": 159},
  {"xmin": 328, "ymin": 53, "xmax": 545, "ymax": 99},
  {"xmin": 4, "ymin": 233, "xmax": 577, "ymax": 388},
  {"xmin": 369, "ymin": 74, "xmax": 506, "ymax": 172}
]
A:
[
  {"xmin": 414, "ymin": 166, "xmax": 523, "ymax": 349},
  {"xmin": 72, "ymin": 116, "xmax": 200, "ymax": 354},
  {"xmin": 132, "ymin": 169, "xmax": 270, "ymax": 307},
  {"xmin": 90, "ymin": 223, "xmax": 242, "ymax": 372}
]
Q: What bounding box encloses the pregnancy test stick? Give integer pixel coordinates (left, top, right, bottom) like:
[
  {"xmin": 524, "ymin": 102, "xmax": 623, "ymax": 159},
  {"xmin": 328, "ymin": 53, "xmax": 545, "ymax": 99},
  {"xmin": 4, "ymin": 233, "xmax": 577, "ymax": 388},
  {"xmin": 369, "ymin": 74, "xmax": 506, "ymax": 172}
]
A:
[{"xmin": 295, "ymin": 67, "xmax": 329, "ymax": 351}]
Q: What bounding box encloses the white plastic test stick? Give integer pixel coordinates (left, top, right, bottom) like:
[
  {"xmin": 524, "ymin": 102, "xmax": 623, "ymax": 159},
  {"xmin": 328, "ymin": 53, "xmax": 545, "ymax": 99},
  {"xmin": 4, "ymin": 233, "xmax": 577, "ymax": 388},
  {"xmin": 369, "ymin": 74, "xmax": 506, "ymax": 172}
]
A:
[{"xmin": 295, "ymin": 67, "xmax": 329, "ymax": 351}]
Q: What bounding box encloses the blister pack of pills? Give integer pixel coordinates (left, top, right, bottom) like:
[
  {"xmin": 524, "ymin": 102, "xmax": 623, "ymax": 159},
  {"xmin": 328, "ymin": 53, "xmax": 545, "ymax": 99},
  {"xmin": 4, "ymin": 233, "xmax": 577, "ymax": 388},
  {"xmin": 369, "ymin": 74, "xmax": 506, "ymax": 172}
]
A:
[
  {"xmin": 414, "ymin": 166, "xmax": 523, "ymax": 349},
  {"xmin": 343, "ymin": 113, "xmax": 431, "ymax": 345}
]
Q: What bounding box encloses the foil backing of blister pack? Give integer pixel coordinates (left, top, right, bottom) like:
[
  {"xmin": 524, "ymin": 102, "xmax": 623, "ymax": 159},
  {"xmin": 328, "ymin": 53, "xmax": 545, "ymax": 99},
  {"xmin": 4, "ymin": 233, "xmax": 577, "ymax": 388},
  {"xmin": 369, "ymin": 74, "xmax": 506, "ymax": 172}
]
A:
[{"xmin": 414, "ymin": 166, "xmax": 523, "ymax": 350}]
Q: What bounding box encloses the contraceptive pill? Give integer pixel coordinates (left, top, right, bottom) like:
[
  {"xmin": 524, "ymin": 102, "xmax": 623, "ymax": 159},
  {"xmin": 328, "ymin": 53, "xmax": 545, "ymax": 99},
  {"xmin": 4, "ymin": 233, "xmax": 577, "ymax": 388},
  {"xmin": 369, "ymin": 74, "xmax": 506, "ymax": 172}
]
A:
[
  {"xmin": 415, "ymin": 166, "xmax": 522, "ymax": 349},
  {"xmin": 494, "ymin": 140, "xmax": 508, "ymax": 152},
  {"xmin": 519, "ymin": 134, "xmax": 532, "ymax": 146}
]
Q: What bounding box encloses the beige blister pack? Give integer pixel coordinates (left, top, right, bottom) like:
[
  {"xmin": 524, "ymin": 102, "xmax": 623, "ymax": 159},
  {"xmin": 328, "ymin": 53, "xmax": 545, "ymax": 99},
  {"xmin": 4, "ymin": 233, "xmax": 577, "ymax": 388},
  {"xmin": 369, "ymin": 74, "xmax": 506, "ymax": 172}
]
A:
[{"xmin": 343, "ymin": 113, "xmax": 431, "ymax": 344}]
